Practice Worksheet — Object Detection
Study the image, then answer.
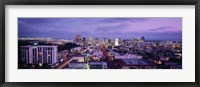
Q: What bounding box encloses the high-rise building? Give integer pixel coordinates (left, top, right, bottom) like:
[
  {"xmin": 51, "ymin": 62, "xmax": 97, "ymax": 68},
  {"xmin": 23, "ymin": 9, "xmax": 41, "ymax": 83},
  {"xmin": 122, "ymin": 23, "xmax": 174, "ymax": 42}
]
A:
[
  {"xmin": 82, "ymin": 37, "xmax": 86, "ymax": 44},
  {"xmin": 108, "ymin": 39, "xmax": 112, "ymax": 45},
  {"xmin": 88, "ymin": 37, "xmax": 94, "ymax": 44},
  {"xmin": 141, "ymin": 36, "xmax": 145, "ymax": 41},
  {"xmin": 115, "ymin": 38, "xmax": 119, "ymax": 46},
  {"xmin": 104, "ymin": 37, "xmax": 109, "ymax": 43},
  {"xmin": 95, "ymin": 37, "xmax": 99, "ymax": 43},
  {"xmin": 21, "ymin": 45, "xmax": 57, "ymax": 64},
  {"xmin": 75, "ymin": 35, "xmax": 82, "ymax": 44}
]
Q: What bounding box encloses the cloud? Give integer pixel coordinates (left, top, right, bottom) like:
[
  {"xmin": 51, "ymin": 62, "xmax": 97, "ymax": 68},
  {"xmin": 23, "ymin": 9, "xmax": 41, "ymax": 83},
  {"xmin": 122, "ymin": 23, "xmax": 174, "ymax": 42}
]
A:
[
  {"xmin": 143, "ymin": 30, "xmax": 182, "ymax": 35},
  {"xmin": 98, "ymin": 18, "xmax": 149, "ymax": 23},
  {"xmin": 149, "ymin": 26, "xmax": 173, "ymax": 31},
  {"xmin": 96, "ymin": 25, "xmax": 125, "ymax": 32},
  {"xmin": 148, "ymin": 26, "xmax": 182, "ymax": 34},
  {"xmin": 18, "ymin": 18, "xmax": 58, "ymax": 24}
]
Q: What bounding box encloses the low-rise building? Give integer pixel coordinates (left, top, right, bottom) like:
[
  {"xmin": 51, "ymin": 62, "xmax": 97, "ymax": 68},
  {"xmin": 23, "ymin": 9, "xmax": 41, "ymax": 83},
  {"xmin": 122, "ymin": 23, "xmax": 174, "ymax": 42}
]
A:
[
  {"xmin": 68, "ymin": 60, "xmax": 107, "ymax": 69},
  {"xmin": 116, "ymin": 59, "xmax": 156, "ymax": 69}
]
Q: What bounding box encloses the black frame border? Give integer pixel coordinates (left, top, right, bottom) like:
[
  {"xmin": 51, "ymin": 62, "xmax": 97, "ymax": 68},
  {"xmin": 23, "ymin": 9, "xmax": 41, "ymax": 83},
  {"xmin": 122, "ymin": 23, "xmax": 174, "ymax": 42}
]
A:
[{"xmin": 0, "ymin": 0, "xmax": 200, "ymax": 87}]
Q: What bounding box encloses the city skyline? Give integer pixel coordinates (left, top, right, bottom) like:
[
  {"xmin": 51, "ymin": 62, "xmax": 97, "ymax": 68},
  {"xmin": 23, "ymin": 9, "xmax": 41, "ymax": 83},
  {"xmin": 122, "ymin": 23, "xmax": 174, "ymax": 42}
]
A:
[{"xmin": 18, "ymin": 18, "xmax": 182, "ymax": 40}]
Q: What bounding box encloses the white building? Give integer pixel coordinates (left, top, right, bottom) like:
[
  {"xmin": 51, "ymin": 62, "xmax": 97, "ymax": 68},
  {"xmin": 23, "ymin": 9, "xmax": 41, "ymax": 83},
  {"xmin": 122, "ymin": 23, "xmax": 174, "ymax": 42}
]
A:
[
  {"xmin": 90, "ymin": 62, "xmax": 107, "ymax": 69},
  {"xmin": 68, "ymin": 59, "xmax": 107, "ymax": 69},
  {"xmin": 21, "ymin": 45, "xmax": 57, "ymax": 64},
  {"xmin": 115, "ymin": 38, "xmax": 119, "ymax": 46},
  {"xmin": 72, "ymin": 56, "xmax": 86, "ymax": 62},
  {"xmin": 68, "ymin": 61, "xmax": 88, "ymax": 69}
]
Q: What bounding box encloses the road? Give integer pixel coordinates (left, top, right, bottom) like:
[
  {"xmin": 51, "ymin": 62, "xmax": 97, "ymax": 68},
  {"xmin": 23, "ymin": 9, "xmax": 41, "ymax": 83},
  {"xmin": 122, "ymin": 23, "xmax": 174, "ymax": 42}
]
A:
[{"xmin": 57, "ymin": 58, "xmax": 74, "ymax": 69}]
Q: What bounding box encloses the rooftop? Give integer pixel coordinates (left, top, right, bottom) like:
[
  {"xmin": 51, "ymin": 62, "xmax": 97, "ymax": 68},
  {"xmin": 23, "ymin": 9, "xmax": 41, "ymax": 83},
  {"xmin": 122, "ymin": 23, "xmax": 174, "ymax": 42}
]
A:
[
  {"xmin": 116, "ymin": 59, "xmax": 155, "ymax": 66},
  {"xmin": 21, "ymin": 45, "xmax": 57, "ymax": 47}
]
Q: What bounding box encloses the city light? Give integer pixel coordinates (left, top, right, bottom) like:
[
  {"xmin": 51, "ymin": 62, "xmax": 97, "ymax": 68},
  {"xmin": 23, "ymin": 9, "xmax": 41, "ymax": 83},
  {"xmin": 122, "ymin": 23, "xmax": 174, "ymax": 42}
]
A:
[{"xmin": 18, "ymin": 18, "xmax": 182, "ymax": 69}]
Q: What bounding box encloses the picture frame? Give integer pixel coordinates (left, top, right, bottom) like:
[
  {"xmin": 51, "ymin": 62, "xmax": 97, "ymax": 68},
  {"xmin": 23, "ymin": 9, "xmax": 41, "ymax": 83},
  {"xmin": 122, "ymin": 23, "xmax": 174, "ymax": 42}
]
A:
[{"xmin": 0, "ymin": 0, "xmax": 199, "ymax": 87}]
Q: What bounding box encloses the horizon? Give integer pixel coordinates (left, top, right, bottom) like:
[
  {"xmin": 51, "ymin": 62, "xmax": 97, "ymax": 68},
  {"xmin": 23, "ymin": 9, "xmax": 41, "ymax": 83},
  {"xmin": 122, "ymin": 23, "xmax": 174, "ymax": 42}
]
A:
[
  {"xmin": 18, "ymin": 37, "xmax": 182, "ymax": 41},
  {"xmin": 18, "ymin": 18, "xmax": 182, "ymax": 40}
]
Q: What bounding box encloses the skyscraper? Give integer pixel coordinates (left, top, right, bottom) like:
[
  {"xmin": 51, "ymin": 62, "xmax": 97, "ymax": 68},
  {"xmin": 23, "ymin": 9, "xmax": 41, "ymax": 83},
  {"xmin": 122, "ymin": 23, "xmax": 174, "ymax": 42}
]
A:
[
  {"xmin": 82, "ymin": 37, "xmax": 86, "ymax": 44},
  {"xmin": 88, "ymin": 37, "xmax": 94, "ymax": 44},
  {"xmin": 95, "ymin": 37, "xmax": 99, "ymax": 44},
  {"xmin": 115, "ymin": 38, "xmax": 119, "ymax": 46},
  {"xmin": 75, "ymin": 35, "xmax": 82, "ymax": 44},
  {"xmin": 141, "ymin": 36, "xmax": 145, "ymax": 41}
]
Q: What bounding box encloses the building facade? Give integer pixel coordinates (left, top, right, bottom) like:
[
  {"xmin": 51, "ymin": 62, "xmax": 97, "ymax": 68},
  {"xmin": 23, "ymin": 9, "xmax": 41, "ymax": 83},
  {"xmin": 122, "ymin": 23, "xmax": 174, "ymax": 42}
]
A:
[{"xmin": 21, "ymin": 45, "xmax": 57, "ymax": 64}]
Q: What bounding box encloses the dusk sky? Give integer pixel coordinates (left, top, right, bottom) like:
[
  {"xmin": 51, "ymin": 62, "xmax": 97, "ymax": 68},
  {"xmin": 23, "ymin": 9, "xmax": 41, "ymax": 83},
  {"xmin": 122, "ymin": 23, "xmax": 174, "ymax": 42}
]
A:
[{"xmin": 18, "ymin": 18, "xmax": 182, "ymax": 40}]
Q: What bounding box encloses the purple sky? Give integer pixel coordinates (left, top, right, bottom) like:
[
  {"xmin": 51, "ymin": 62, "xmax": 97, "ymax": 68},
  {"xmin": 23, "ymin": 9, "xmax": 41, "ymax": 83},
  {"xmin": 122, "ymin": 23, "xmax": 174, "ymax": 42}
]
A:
[{"xmin": 18, "ymin": 18, "xmax": 182, "ymax": 40}]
